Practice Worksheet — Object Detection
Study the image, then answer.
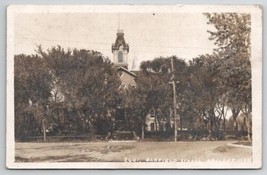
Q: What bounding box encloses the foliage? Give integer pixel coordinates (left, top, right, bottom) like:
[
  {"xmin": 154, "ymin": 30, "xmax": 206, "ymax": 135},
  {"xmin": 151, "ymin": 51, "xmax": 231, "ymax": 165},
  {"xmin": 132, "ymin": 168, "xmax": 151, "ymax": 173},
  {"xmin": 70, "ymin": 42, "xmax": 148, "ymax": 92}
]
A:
[
  {"xmin": 205, "ymin": 13, "xmax": 252, "ymax": 140},
  {"xmin": 15, "ymin": 46, "xmax": 121, "ymax": 139},
  {"xmin": 14, "ymin": 12, "xmax": 252, "ymax": 141},
  {"xmin": 15, "ymin": 54, "xmax": 52, "ymax": 138}
]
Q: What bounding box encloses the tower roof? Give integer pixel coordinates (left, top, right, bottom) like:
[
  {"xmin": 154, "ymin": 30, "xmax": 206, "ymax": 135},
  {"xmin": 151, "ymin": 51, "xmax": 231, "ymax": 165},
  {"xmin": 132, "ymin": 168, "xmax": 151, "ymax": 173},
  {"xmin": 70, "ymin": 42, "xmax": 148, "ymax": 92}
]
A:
[{"xmin": 112, "ymin": 29, "xmax": 129, "ymax": 52}]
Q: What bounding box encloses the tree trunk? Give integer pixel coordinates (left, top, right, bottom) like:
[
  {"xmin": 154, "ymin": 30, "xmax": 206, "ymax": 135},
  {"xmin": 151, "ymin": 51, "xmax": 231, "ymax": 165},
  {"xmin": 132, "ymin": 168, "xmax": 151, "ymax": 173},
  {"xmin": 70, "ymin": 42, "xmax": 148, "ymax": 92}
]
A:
[
  {"xmin": 231, "ymin": 108, "xmax": 240, "ymax": 139},
  {"xmin": 154, "ymin": 116, "xmax": 158, "ymax": 131},
  {"xmin": 221, "ymin": 105, "xmax": 226, "ymax": 133},
  {"xmin": 90, "ymin": 120, "xmax": 94, "ymax": 139},
  {"xmin": 208, "ymin": 110, "xmax": 215, "ymax": 140},
  {"xmin": 223, "ymin": 116, "xmax": 226, "ymax": 132},
  {"xmin": 209, "ymin": 118, "xmax": 213, "ymax": 140},
  {"xmin": 180, "ymin": 115, "xmax": 183, "ymax": 138},
  {"xmin": 141, "ymin": 123, "xmax": 145, "ymax": 140},
  {"xmin": 42, "ymin": 119, "xmax": 46, "ymax": 143},
  {"xmin": 247, "ymin": 120, "xmax": 252, "ymax": 141},
  {"xmin": 241, "ymin": 104, "xmax": 252, "ymax": 141},
  {"xmin": 233, "ymin": 116, "xmax": 238, "ymax": 138},
  {"xmin": 243, "ymin": 114, "xmax": 252, "ymax": 141}
]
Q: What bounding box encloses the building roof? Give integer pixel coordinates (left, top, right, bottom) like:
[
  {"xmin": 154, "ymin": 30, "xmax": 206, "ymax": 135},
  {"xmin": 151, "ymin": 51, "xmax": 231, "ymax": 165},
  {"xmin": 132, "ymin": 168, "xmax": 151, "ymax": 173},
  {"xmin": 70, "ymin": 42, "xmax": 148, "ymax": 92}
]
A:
[
  {"xmin": 117, "ymin": 66, "xmax": 137, "ymax": 78},
  {"xmin": 131, "ymin": 70, "xmax": 141, "ymax": 76}
]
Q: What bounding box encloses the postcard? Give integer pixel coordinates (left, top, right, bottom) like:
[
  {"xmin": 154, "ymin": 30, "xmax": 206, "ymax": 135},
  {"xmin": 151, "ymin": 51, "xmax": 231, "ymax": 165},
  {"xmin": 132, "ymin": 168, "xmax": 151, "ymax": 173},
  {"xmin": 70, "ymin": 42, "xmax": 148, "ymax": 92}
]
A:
[{"xmin": 6, "ymin": 4, "xmax": 262, "ymax": 169}]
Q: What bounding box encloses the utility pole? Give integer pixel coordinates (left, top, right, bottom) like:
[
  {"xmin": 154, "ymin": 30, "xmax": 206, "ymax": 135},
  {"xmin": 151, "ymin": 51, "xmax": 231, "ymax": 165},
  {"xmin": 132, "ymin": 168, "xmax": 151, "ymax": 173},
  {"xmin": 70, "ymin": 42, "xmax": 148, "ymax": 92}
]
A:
[{"xmin": 171, "ymin": 57, "xmax": 178, "ymax": 142}]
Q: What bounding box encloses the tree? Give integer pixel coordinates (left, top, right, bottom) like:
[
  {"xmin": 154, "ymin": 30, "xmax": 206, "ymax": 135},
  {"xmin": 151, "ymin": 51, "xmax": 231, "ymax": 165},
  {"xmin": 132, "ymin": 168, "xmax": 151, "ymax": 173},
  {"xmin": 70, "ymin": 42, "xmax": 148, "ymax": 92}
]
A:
[
  {"xmin": 15, "ymin": 54, "xmax": 53, "ymax": 139},
  {"xmin": 205, "ymin": 13, "xmax": 252, "ymax": 140},
  {"xmin": 204, "ymin": 13, "xmax": 251, "ymax": 57},
  {"xmin": 188, "ymin": 55, "xmax": 224, "ymax": 140},
  {"xmin": 15, "ymin": 46, "xmax": 122, "ymax": 139},
  {"xmin": 127, "ymin": 56, "xmax": 189, "ymax": 139},
  {"xmin": 123, "ymin": 71, "xmax": 171, "ymax": 139},
  {"xmin": 37, "ymin": 46, "xmax": 121, "ymax": 136}
]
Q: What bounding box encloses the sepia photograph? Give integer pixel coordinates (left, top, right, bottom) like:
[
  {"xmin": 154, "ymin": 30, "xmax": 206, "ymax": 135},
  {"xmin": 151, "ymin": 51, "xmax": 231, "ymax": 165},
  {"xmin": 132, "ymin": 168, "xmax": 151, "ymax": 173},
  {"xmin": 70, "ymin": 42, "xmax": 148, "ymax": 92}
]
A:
[{"xmin": 6, "ymin": 5, "xmax": 262, "ymax": 169}]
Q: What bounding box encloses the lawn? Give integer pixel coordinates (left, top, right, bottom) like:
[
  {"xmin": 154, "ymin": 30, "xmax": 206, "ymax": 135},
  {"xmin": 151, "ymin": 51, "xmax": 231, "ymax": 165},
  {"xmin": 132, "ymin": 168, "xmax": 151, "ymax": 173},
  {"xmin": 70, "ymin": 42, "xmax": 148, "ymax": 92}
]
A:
[{"xmin": 15, "ymin": 141, "xmax": 252, "ymax": 162}]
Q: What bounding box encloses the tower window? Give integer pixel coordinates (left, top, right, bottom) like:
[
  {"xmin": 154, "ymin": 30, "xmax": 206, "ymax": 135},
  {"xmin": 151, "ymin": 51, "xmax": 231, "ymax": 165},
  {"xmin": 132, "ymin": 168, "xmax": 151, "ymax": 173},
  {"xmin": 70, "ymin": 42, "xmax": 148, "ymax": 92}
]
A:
[{"xmin": 118, "ymin": 51, "xmax": 123, "ymax": 63}]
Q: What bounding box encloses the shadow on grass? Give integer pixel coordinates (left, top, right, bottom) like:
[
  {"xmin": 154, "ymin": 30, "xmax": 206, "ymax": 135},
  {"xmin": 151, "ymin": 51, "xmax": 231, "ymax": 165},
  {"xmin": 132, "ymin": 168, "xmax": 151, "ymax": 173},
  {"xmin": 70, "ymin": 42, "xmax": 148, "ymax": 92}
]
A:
[
  {"xmin": 15, "ymin": 145, "xmax": 135, "ymax": 162},
  {"xmin": 15, "ymin": 155, "xmax": 100, "ymax": 162}
]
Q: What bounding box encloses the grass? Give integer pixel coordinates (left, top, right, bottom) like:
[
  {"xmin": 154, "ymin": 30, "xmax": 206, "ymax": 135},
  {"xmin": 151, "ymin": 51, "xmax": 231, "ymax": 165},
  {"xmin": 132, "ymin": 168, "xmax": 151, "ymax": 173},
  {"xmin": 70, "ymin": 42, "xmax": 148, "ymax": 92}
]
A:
[{"xmin": 15, "ymin": 141, "xmax": 252, "ymax": 162}]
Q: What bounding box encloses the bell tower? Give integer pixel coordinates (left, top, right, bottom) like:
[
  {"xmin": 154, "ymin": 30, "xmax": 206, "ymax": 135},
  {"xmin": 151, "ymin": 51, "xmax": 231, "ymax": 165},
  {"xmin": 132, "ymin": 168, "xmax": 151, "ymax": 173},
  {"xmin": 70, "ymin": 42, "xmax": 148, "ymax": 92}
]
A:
[{"xmin": 111, "ymin": 29, "xmax": 129, "ymax": 69}]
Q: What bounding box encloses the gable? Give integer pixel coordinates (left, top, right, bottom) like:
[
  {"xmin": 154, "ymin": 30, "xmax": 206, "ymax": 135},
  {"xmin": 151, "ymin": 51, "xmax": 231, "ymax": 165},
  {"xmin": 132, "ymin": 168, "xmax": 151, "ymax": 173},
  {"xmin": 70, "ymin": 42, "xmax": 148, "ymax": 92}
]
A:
[{"xmin": 120, "ymin": 72, "xmax": 136, "ymax": 87}]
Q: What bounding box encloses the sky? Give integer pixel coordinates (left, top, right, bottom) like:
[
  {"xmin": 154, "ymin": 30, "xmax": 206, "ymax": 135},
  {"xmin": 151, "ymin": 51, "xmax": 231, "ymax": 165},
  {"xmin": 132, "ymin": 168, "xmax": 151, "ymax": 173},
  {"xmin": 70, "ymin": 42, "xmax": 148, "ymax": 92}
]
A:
[{"xmin": 14, "ymin": 12, "xmax": 216, "ymax": 70}]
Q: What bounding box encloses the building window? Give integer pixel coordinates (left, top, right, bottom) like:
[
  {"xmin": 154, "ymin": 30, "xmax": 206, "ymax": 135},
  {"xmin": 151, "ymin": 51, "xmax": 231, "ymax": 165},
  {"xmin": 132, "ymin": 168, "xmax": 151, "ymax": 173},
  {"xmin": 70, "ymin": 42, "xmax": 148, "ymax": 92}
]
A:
[{"xmin": 118, "ymin": 51, "xmax": 123, "ymax": 63}]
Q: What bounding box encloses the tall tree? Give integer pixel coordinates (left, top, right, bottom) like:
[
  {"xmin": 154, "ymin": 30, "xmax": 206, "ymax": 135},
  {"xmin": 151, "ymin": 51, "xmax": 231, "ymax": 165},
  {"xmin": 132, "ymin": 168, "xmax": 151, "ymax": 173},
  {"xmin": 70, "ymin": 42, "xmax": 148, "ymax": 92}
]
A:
[
  {"xmin": 128, "ymin": 56, "xmax": 188, "ymax": 139},
  {"xmin": 205, "ymin": 13, "xmax": 252, "ymax": 140},
  {"xmin": 15, "ymin": 46, "xmax": 122, "ymax": 139},
  {"xmin": 37, "ymin": 46, "xmax": 121, "ymax": 136},
  {"xmin": 15, "ymin": 54, "xmax": 52, "ymax": 139},
  {"xmin": 189, "ymin": 55, "xmax": 224, "ymax": 139}
]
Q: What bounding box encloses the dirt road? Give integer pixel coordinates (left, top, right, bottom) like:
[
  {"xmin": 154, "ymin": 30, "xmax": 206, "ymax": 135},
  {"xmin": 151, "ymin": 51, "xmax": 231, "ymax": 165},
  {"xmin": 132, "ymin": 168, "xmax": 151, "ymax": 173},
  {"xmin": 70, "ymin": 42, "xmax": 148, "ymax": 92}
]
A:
[{"xmin": 15, "ymin": 141, "xmax": 252, "ymax": 162}]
